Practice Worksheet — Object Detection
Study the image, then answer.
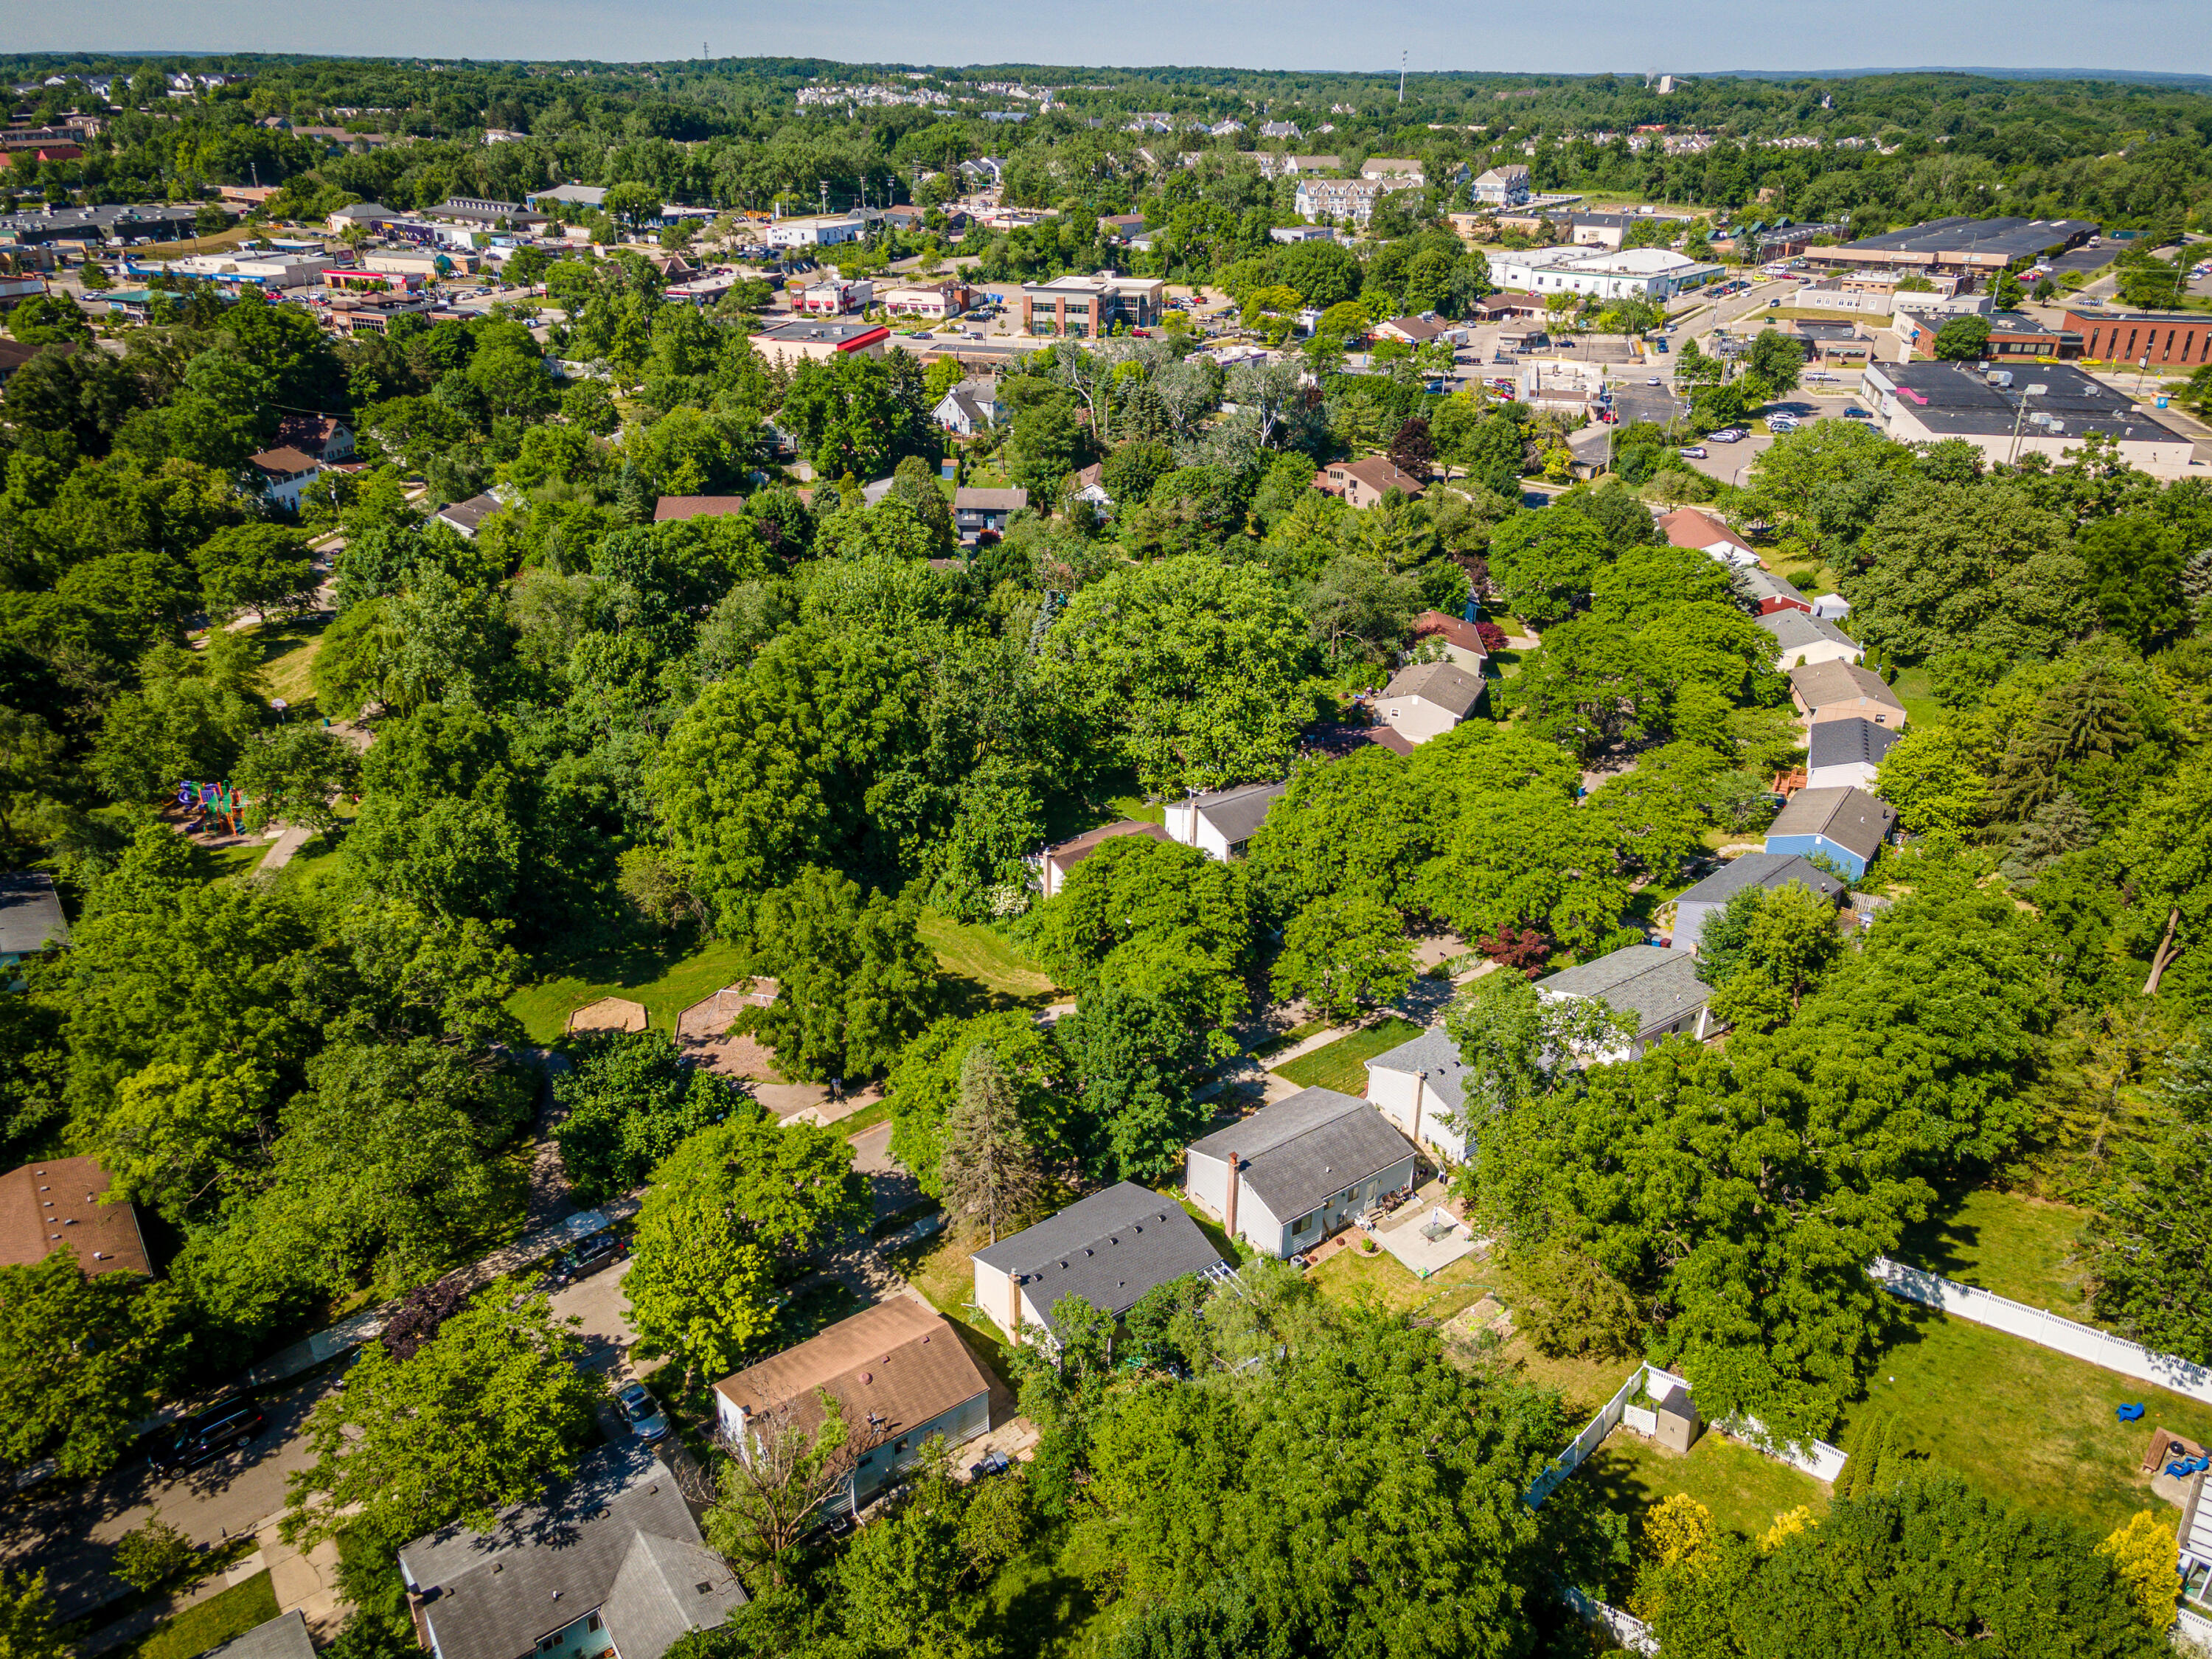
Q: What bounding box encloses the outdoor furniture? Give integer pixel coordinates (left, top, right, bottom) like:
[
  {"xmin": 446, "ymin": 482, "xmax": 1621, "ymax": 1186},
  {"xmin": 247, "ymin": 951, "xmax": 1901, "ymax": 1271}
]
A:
[{"xmin": 2116, "ymin": 1402, "xmax": 2145, "ymax": 1422}]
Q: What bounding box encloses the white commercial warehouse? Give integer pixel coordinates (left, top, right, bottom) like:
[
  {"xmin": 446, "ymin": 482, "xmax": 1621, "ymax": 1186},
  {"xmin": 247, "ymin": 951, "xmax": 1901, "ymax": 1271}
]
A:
[{"xmin": 1483, "ymin": 245, "xmax": 1724, "ymax": 302}]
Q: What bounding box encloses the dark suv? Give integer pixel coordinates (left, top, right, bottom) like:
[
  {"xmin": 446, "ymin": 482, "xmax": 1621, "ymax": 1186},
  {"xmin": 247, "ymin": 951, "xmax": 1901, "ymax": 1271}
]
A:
[{"xmin": 148, "ymin": 1396, "xmax": 265, "ymax": 1475}]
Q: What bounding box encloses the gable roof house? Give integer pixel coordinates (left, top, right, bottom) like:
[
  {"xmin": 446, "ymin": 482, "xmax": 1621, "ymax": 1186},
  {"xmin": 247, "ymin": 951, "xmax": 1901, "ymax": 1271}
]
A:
[
  {"xmin": 1315, "ymin": 456, "xmax": 1427, "ymax": 509},
  {"xmin": 1658, "ymin": 506, "xmax": 1759, "ymax": 569},
  {"xmin": 1363, "ymin": 1024, "xmax": 1476, "ymax": 1163},
  {"xmin": 1472, "ymin": 164, "xmax": 1533, "ymax": 206},
  {"xmin": 970, "ymin": 1182, "xmax": 1225, "ymax": 1343},
  {"xmin": 1033, "ymin": 818, "xmax": 1169, "ymax": 900},
  {"xmin": 1372, "ymin": 315, "xmax": 1450, "ymax": 347},
  {"xmin": 1164, "ymin": 781, "xmax": 1287, "ymax": 862},
  {"xmin": 399, "ymin": 1441, "xmax": 744, "ymax": 1659},
  {"xmin": 1733, "ymin": 565, "xmax": 1810, "ymax": 616},
  {"xmin": 953, "ymin": 487, "xmax": 1026, "ymax": 542},
  {"xmin": 712, "ymin": 1298, "xmax": 995, "ymax": 1513},
  {"xmin": 1762, "ymin": 785, "xmax": 1896, "ymax": 880},
  {"xmin": 247, "ymin": 446, "xmax": 321, "ymax": 512},
  {"xmin": 1184, "ymin": 1088, "xmax": 1420, "ymax": 1259},
  {"xmin": 274, "ymin": 414, "xmax": 355, "ymax": 462},
  {"xmin": 1788, "ymin": 660, "xmax": 1907, "ymax": 730},
  {"xmin": 1806, "ymin": 716, "xmax": 1902, "ymax": 792},
  {"xmin": 653, "ymin": 495, "xmax": 748, "ymax": 524},
  {"xmin": 1668, "ymin": 852, "xmax": 1846, "ymax": 956},
  {"xmin": 0, "ymin": 871, "xmax": 68, "ymax": 970},
  {"xmin": 201, "ymin": 1612, "xmax": 316, "ymax": 1659},
  {"xmin": 1379, "ymin": 661, "xmax": 1484, "ymax": 745},
  {"xmin": 1537, "ymin": 945, "xmax": 1724, "ymax": 1065},
  {"xmin": 932, "ymin": 383, "xmax": 999, "ymax": 437},
  {"xmin": 436, "ymin": 489, "xmax": 513, "ymax": 540},
  {"xmin": 1755, "ymin": 607, "xmax": 1862, "ymax": 669},
  {"xmin": 1409, "ymin": 611, "xmax": 1491, "ymax": 675}
]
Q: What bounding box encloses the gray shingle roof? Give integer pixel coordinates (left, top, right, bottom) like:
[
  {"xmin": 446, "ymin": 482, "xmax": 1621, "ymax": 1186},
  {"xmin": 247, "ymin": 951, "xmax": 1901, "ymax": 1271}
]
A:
[
  {"xmin": 0, "ymin": 872, "xmax": 66, "ymax": 956},
  {"xmin": 973, "ymin": 1182, "xmax": 1223, "ymax": 1326},
  {"xmin": 1187, "ymin": 1088, "xmax": 1417, "ymax": 1220},
  {"xmin": 1808, "ymin": 717, "xmax": 1901, "ymax": 773},
  {"xmin": 1765, "ymin": 785, "xmax": 1897, "ymax": 861},
  {"xmin": 1383, "ymin": 660, "xmax": 1484, "ymax": 719},
  {"xmin": 1673, "ymin": 852, "xmax": 1844, "ymax": 909},
  {"xmin": 1182, "ymin": 780, "xmax": 1287, "ymax": 846},
  {"xmin": 597, "ymin": 1532, "xmax": 748, "ymax": 1659},
  {"xmin": 1756, "ymin": 608, "xmax": 1857, "ymax": 655},
  {"xmin": 1537, "ymin": 945, "xmax": 1714, "ymax": 1040},
  {"xmin": 198, "ymin": 1611, "xmax": 315, "ymax": 1659},
  {"xmin": 1363, "ymin": 1025, "xmax": 1469, "ymax": 1118},
  {"xmin": 403, "ymin": 1443, "xmax": 711, "ymax": 1659}
]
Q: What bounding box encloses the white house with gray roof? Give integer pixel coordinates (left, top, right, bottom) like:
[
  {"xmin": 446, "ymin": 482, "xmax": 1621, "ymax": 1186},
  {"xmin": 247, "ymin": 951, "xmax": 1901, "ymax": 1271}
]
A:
[
  {"xmin": 970, "ymin": 1181, "xmax": 1225, "ymax": 1343},
  {"xmin": 1380, "ymin": 661, "xmax": 1485, "ymax": 745},
  {"xmin": 1363, "ymin": 1024, "xmax": 1476, "ymax": 1163},
  {"xmin": 400, "ymin": 1441, "xmax": 743, "ymax": 1659},
  {"xmin": 1537, "ymin": 945, "xmax": 1722, "ymax": 1064},
  {"xmin": 200, "ymin": 1611, "xmax": 314, "ymax": 1659},
  {"xmin": 1755, "ymin": 607, "xmax": 1862, "ymax": 669},
  {"xmin": 1806, "ymin": 717, "xmax": 1901, "ymax": 792},
  {"xmin": 1183, "ymin": 1087, "xmax": 1419, "ymax": 1258},
  {"xmin": 1164, "ymin": 780, "xmax": 1287, "ymax": 863},
  {"xmin": 1668, "ymin": 852, "xmax": 1845, "ymax": 956}
]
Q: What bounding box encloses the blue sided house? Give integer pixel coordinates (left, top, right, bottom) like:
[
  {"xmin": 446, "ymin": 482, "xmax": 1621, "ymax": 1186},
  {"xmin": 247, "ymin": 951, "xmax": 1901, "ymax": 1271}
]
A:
[{"xmin": 1762, "ymin": 785, "xmax": 1897, "ymax": 881}]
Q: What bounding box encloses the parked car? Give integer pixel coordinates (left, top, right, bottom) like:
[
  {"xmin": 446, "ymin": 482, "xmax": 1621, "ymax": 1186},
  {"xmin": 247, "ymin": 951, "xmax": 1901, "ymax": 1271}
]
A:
[
  {"xmin": 1678, "ymin": 445, "xmax": 1709, "ymax": 459},
  {"xmin": 1646, "ymin": 375, "xmax": 1662, "ymax": 386},
  {"xmin": 1844, "ymin": 406, "xmax": 1870, "ymax": 420},
  {"xmin": 1708, "ymin": 428, "xmax": 1745, "ymax": 443},
  {"xmin": 1768, "ymin": 417, "xmax": 1798, "ymax": 433},
  {"xmin": 616, "ymin": 1382, "xmax": 669, "ymax": 1444},
  {"xmin": 148, "ymin": 1396, "xmax": 265, "ymax": 1475},
  {"xmin": 545, "ymin": 1229, "xmax": 623, "ymax": 1287}
]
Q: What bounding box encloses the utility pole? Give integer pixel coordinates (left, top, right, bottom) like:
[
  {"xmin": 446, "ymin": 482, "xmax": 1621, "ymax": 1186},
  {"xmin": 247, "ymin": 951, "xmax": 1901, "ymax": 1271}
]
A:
[
  {"xmin": 1399, "ymin": 52, "xmax": 1407, "ymax": 105},
  {"xmin": 2006, "ymin": 381, "xmax": 2048, "ymax": 465},
  {"xmin": 818, "ymin": 179, "xmax": 828, "ymax": 218}
]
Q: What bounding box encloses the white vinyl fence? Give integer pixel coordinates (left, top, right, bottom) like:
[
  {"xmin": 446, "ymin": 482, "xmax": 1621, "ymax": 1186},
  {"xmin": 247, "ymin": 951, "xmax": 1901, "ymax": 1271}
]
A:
[
  {"xmin": 1727, "ymin": 1414, "xmax": 1848, "ymax": 1484},
  {"xmin": 1560, "ymin": 1585, "xmax": 1659, "ymax": 1655},
  {"xmin": 1527, "ymin": 1363, "xmax": 1691, "ymax": 1508},
  {"xmin": 1868, "ymin": 1257, "xmax": 2212, "ymax": 1406}
]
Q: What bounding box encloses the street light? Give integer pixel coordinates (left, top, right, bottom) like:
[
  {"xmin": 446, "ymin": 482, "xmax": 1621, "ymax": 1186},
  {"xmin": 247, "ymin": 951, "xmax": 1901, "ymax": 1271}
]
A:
[{"xmin": 2006, "ymin": 380, "xmax": 2050, "ymax": 466}]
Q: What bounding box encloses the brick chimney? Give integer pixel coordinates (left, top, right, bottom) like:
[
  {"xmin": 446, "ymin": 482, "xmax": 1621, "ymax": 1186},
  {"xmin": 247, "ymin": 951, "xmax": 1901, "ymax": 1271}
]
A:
[{"xmin": 1223, "ymin": 1150, "xmax": 1240, "ymax": 1242}]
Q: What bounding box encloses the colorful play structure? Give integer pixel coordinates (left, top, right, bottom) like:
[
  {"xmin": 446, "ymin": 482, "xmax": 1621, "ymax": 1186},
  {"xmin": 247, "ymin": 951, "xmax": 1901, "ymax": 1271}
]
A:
[{"xmin": 176, "ymin": 779, "xmax": 246, "ymax": 835}]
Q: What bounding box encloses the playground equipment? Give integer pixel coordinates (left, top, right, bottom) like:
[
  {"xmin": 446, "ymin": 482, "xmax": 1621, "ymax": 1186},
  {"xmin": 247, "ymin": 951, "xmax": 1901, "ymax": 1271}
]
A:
[{"xmin": 176, "ymin": 779, "xmax": 246, "ymax": 835}]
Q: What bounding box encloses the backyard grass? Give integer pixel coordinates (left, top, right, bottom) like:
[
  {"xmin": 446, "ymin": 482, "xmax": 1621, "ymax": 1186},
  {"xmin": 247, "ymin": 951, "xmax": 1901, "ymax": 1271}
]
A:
[
  {"xmin": 1309, "ymin": 1242, "xmax": 1493, "ymax": 1322},
  {"xmin": 1100, "ymin": 793, "xmax": 1166, "ymax": 825},
  {"xmin": 254, "ymin": 616, "xmax": 330, "ymax": 716},
  {"xmin": 1274, "ymin": 1017, "xmax": 1422, "ymax": 1095},
  {"xmin": 1581, "ymin": 1430, "xmax": 1830, "ymax": 1543},
  {"xmin": 1885, "ymin": 664, "xmax": 1944, "ymax": 729},
  {"xmin": 888, "ymin": 1216, "xmax": 1020, "ymax": 1393},
  {"xmin": 1896, "ymin": 1186, "xmax": 2096, "ymax": 1321},
  {"xmin": 1838, "ymin": 1301, "xmax": 2212, "ymax": 1537},
  {"xmin": 125, "ymin": 1572, "xmax": 278, "ymax": 1659},
  {"xmin": 916, "ymin": 909, "xmax": 1057, "ymax": 1009}
]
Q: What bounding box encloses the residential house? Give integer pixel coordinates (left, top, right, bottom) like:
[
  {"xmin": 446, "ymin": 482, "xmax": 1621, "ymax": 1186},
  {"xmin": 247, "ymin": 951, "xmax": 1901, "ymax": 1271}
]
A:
[
  {"xmin": 1360, "ymin": 159, "xmax": 1426, "ymax": 186},
  {"xmin": 1363, "ymin": 1025, "xmax": 1475, "ymax": 1162},
  {"xmin": 746, "ymin": 320, "xmax": 890, "ymax": 370},
  {"xmin": 1806, "ymin": 717, "xmax": 1900, "ymax": 792},
  {"xmin": 246, "ymin": 446, "xmax": 321, "ymax": 512},
  {"xmin": 970, "ymin": 1182, "xmax": 1226, "ymax": 1343},
  {"xmin": 712, "ymin": 1299, "xmax": 995, "ymax": 1513},
  {"xmin": 0, "ymin": 872, "xmax": 68, "ymax": 973},
  {"xmin": 953, "ymin": 487, "xmax": 1026, "ymax": 542},
  {"xmin": 1472, "ymin": 164, "xmax": 1533, "ymax": 206},
  {"xmin": 1537, "ymin": 945, "xmax": 1723, "ymax": 1064},
  {"xmin": 0, "ymin": 1155, "xmax": 149, "ymax": 1276},
  {"xmin": 1034, "ymin": 819, "xmax": 1167, "ymax": 900},
  {"xmin": 1756, "ymin": 608, "xmax": 1861, "ymax": 669},
  {"xmin": 1183, "ymin": 1088, "xmax": 1420, "ymax": 1259},
  {"xmin": 653, "ymin": 495, "xmax": 748, "ymax": 523},
  {"xmin": 932, "ymin": 379, "xmax": 1001, "ymax": 435},
  {"xmin": 1098, "ymin": 215, "xmax": 1148, "ymax": 242},
  {"xmin": 1268, "ymin": 224, "xmax": 1339, "ymax": 243},
  {"xmin": 1788, "ymin": 660, "xmax": 1907, "ymax": 729},
  {"xmin": 1408, "ymin": 610, "xmax": 1490, "ymax": 675},
  {"xmin": 1763, "ymin": 785, "xmax": 1896, "ymax": 880},
  {"xmin": 1373, "ymin": 315, "xmax": 1453, "ymax": 347},
  {"xmin": 1293, "ymin": 178, "xmax": 1414, "ymax": 226},
  {"xmin": 435, "ymin": 489, "xmax": 512, "ymax": 540},
  {"xmin": 1471, "ymin": 292, "xmax": 1548, "ymax": 321},
  {"xmin": 1669, "ymin": 853, "xmax": 1844, "ymax": 955},
  {"xmin": 1164, "ymin": 781, "xmax": 1287, "ymax": 862},
  {"xmin": 1378, "ymin": 661, "xmax": 1484, "ymax": 745},
  {"xmin": 1658, "ymin": 506, "xmax": 1759, "ymax": 568},
  {"xmin": 400, "ymin": 1442, "xmax": 745, "ymax": 1659},
  {"xmin": 1315, "ymin": 456, "xmax": 1426, "ymax": 508},
  {"xmin": 273, "ymin": 414, "xmax": 355, "ymax": 463},
  {"xmin": 1258, "ymin": 121, "xmax": 1303, "ymax": 141},
  {"xmin": 1733, "ymin": 566, "xmax": 1809, "ymax": 616},
  {"xmin": 1258, "ymin": 155, "xmax": 1342, "ymax": 181},
  {"xmin": 201, "ymin": 1612, "xmax": 314, "ymax": 1659},
  {"xmin": 1071, "ymin": 462, "xmax": 1113, "ymax": 512},
  {"xmin": 0, "ymin": 339, "xmax": 71, "ymax": 389}
]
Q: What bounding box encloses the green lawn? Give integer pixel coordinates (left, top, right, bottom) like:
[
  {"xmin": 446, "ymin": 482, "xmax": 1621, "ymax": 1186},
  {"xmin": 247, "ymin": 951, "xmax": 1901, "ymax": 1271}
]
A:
[
  {"xmin": 1896, "ymin": 1187, "xmax": 2096, "ymax": 1322},
  {"xmin": 507, "ymin": 933, "xmax": 754, "ymax": 1043},
  {"xmin": 1309, "ymin": 1240, "xmax": 1494, "ymax": 1323},
  {"xmin": 254, "ymin": 615, "xmax": 330, "ymax": 716},
  {"xmin": 1840, "ymin": 1301, "xmax": 2212, "ymax": 1537},
  {"xmin": 1885, "ymin": 665, "xmax": 1944, "ymax": 729},
  {"xmin": 1581, "ymin": 1430, "xmax": 1830, "ymax": 1545},
  {"xmin": 1274, "ymin": 1018, "xmax": 1422, "ymax": 1095},
  {"xmin": 917, "ymin": 910, "xmax": 1057, "ymax": 1011},
  {"xmin": 128, "ymin": 1572, "xmax": 278, "ymax": 1659}
]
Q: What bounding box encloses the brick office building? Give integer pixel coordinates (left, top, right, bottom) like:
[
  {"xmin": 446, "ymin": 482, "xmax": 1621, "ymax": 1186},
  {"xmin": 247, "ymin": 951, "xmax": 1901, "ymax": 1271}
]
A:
[
  {"xmin": 1016, "ymin": 274, "xmax": 1166, "ymax": 338},
  {"xmin": 2063, "ymin": 308, "xmax": 2212, "ymax": 369}
]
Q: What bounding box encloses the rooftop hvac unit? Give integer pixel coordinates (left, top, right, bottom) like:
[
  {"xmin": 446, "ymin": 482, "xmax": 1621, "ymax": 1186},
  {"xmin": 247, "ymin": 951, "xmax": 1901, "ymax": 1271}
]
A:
[
  {"xmin": 1986, "ymin": 369, "xmax": 2014, "ymax": 387},
  {"xmin": 2046, "ymin": 419, "xmax": 2065, "ymax": 434}
]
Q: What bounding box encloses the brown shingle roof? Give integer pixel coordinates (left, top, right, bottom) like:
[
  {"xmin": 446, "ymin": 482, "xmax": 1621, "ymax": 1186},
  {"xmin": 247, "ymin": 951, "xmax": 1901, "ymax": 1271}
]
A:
[
  {"xmin": 1330, "ymin": 456, "xmax": 1427, "ymax": 497},
  {"xmin": 712, "ymin": 1298, "xmax": 992, "ymax": 1441},
  {"xmin": 1789, "ymin": 659, "xmax": 1905, "ymax": 713},
  {"xmin": 1043, "ymin": 818, "xmax": 1168, "ymax": 876},
  {"xmin": 1411, "ymin": 610, "xmax": 1488, "ymax": 655},
  {"xmin": 1657, "ymin": 507, "xmax": 1752, "ymax": 555},
  {"xmin": 653, "ymin": 495, "xmax": 748, "ymax": 521},
  {"xmin": 954, "ymin": 488, "xmax": 1029, "ymax": 512},
  {"xmin": 0, "ymin": 1157, "xmax": 150, "ymax": 1277},
  {"xmin": 1383, "ymin": 660, "xmax": 1484, "ymax": 718},
  {"xmin": 247, "ymin": 445, "xmax": 319, "ymax": 476}
]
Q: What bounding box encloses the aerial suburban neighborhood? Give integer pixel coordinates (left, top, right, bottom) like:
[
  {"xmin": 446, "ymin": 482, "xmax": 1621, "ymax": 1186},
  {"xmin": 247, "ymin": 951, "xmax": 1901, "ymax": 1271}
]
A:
[{"xmin": 3, "ymin": 39, "xmax": 2212, "ymax": 1659}]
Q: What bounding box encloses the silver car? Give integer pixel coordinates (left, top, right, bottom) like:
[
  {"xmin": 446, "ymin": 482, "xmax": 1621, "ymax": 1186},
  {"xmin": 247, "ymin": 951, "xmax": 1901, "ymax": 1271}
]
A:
[{"xmin": 616, "ymin": 1382, "xmax": 669, "ymax": 1443}]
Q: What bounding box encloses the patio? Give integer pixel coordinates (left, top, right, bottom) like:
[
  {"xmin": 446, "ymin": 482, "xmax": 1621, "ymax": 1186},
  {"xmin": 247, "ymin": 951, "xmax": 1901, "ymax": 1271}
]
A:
[{"xmin": 1375, "ymin": 1197, "xmax": 1484, "ymax": 1278}]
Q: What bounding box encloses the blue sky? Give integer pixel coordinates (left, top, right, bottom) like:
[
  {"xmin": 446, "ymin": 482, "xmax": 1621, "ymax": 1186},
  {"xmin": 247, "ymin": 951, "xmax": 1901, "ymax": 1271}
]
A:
[{"xmin": 10, "ymin": 0, "xmax": 2211, "ymax": 80}]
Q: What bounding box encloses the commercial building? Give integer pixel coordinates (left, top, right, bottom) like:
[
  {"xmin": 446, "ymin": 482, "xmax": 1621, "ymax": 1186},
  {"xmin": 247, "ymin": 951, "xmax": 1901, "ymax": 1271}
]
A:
[
  {"xmin": 793, "ymin": 276, "xmax": 872, "ymax": 315},
  {"xmin": 880, "ymin": 280, "xmax": 970, "ymax": 319},
  {"xmin": 125, "ymin": 254, "xmax": 324, "ymax": 289},
  {"xmin": 1183, "ymin": 1088, "xmax": 1420, "ymax": 1259},
  {"xmin": 1483, "ymin": 245, "xmax": 1722, "ymax": 302},
  {"xmin": 2063, "ymin": 307, "xmax": 2212, "ymax": 370},
  {"xmin": 1812, "ymin": 216, "xmax": 2096, "ymax": 279},
  {"xmin": 0, "ymin": 203, "xmax": 204, "ymax": 246},
  {"xmin": 1016, "ymin": 274, "xmax": 1165, "ymax": 337},
  {"xmin": 765, "ymin": 214, "xmax": 869, "ymax": 248},
  {"xmin": 427, "ymin": 195, "xmax": 548, "ymax": 231},
  {"xmin": 712, "ymin": 1299, "xmax": 995, "ymax": 1512},
  {"xmin": 746, "ymin": 319, "xmax": 890, "ymax": 369},
  {"xmin": 970, "ymin": 1182, "xmax": 1226, "ymax": 1343},
  {"xmin": 1860, "ymin": 360, "xmax": 2192, "ymax": 474},
  {"xmin": 1898, "ymin": 308, "xmax": 2080, "ymax": 362}
]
